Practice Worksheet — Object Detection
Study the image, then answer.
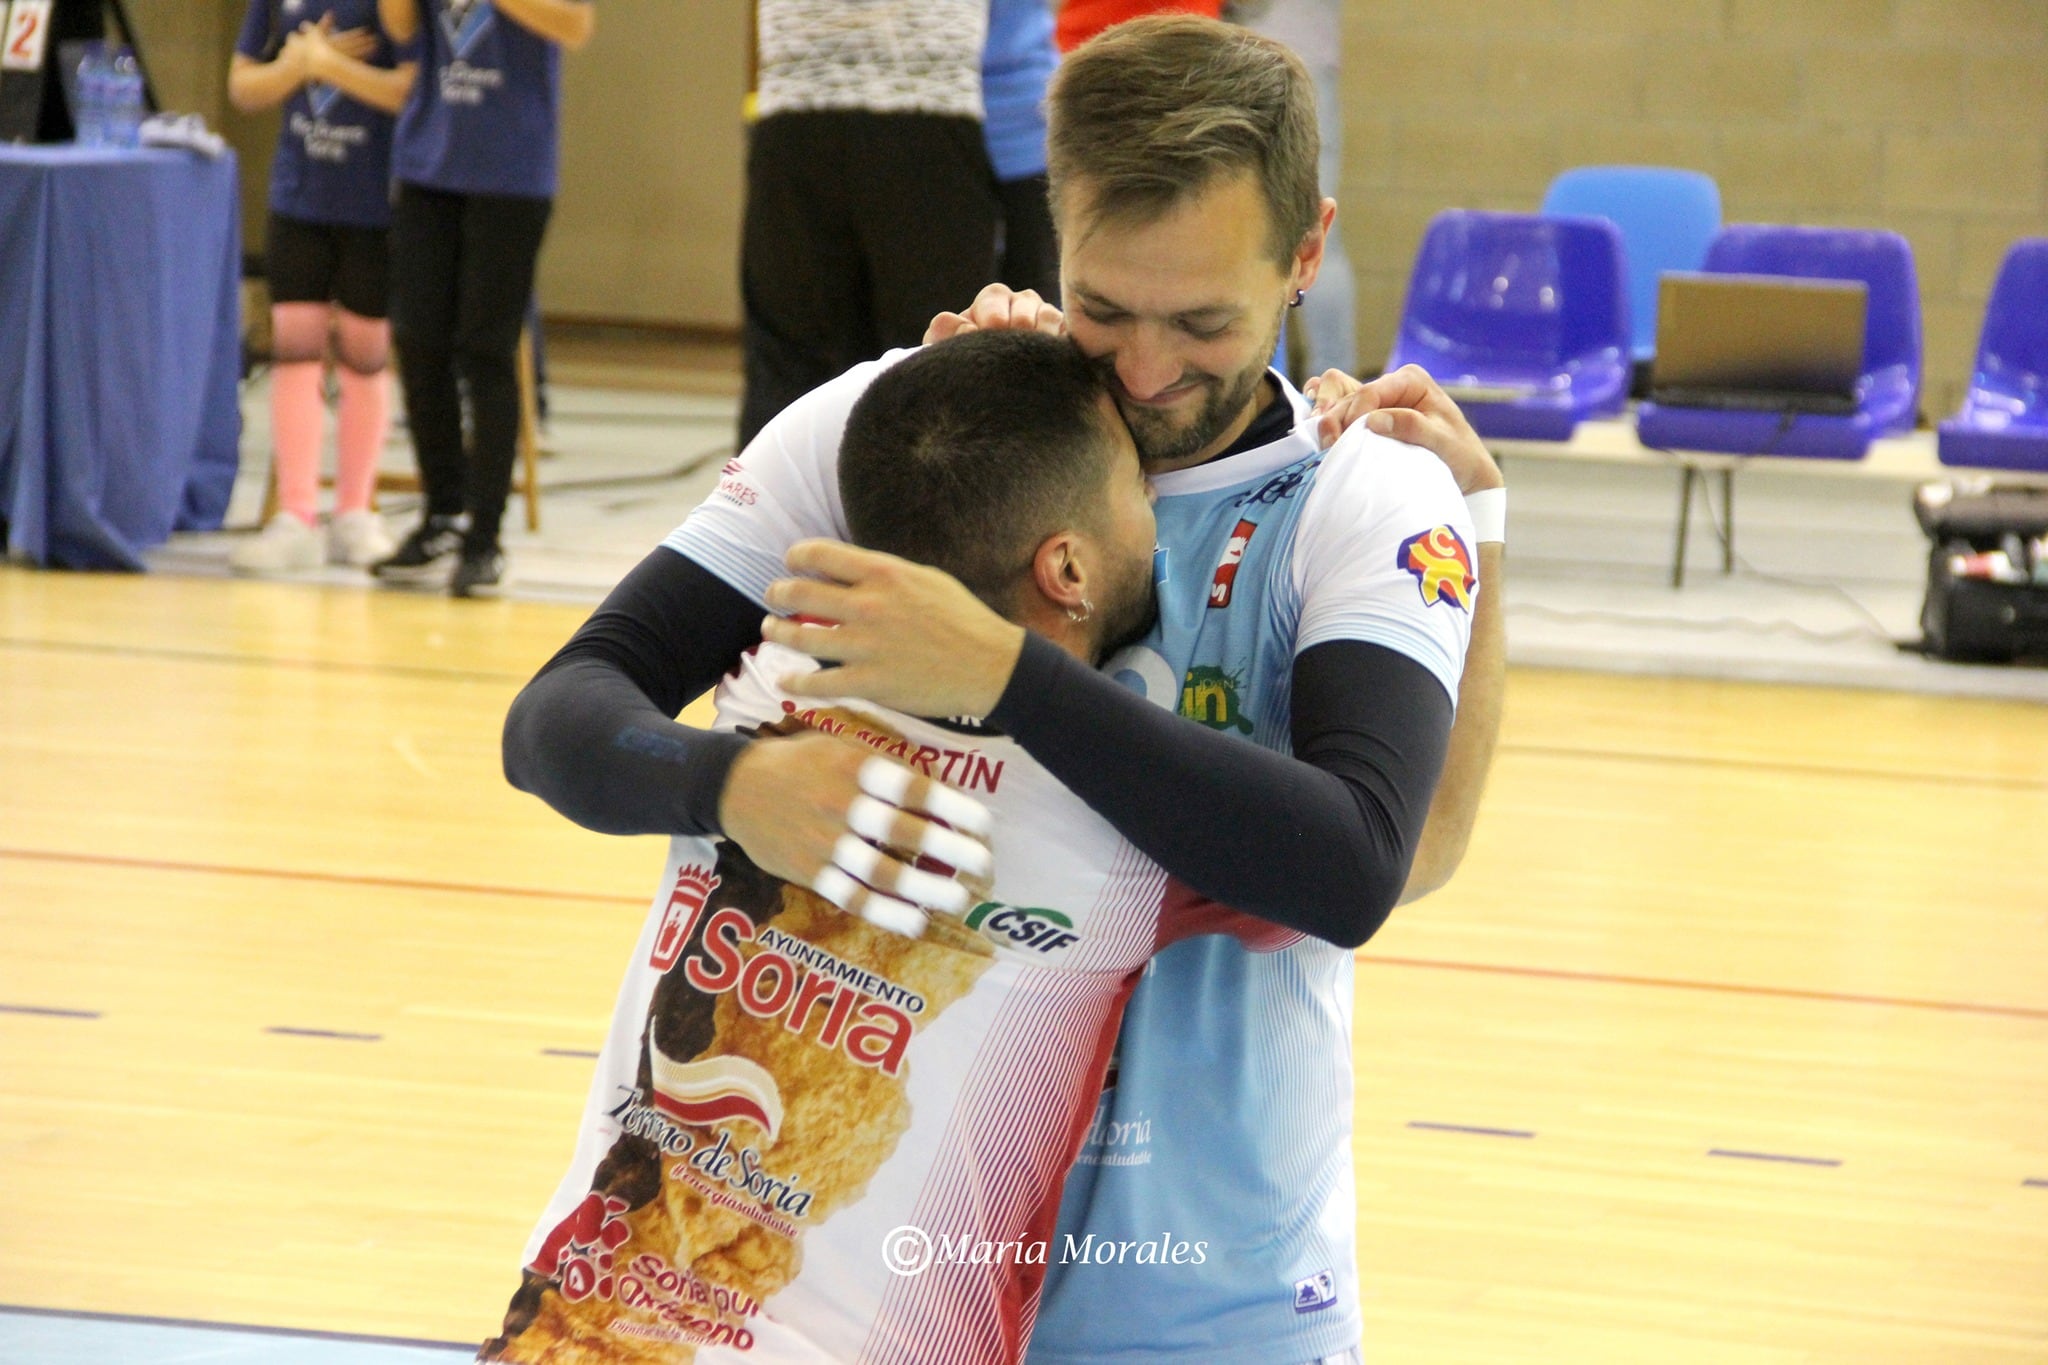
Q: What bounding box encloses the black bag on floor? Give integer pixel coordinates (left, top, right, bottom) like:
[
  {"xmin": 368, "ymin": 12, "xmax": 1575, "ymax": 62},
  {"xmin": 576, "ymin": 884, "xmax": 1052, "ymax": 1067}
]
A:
[{"xmin": 1914, "ymin": 483, "xmax": 2048, "ymax": 663}]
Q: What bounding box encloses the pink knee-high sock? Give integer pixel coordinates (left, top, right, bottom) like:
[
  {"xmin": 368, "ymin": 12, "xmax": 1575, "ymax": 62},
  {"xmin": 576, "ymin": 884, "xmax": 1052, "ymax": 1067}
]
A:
[
  {"xmin": 269, "ymin": 361, "xmax": 326, "ymax": 526},
  {"xmin": 334, "ymin": 368, "xmax": 390, "ymax": 516},
  {"xmin": 333, "ymin": 312, "xmax": 393, "ymax": 516}
]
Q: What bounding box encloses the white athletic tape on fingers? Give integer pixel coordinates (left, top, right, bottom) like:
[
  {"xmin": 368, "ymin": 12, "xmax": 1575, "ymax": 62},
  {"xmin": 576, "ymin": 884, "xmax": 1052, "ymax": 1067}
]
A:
[
  {"xmin": 859, "ymin": 896, "xmax": 929, "ymax": 939},
  {"xmin": 921, "ymin": 824, "xmax": 993, "ymax": 880},
  {"xmin": 846, "ymin": 794, "xmax": 991, "ymax": 881},
  {"xmin": 834, "ymin": 831, "xmax": 971, "ymax": 915},
  {"xmin": 831, "ymin": 832, "xmax": 884, "ymax": 884},
  {"xmin": 887, "ymin": 859, "xmax": 972, "ymax": 915},
  {"xmin": 812, "ymin": 863, "xmax": 861, "ymax": 911},
  {"xmin": 857, "ymin": 757, "xmax": 913, "ymax": 805},
  {"xmin": 846, "ymin": 794, "xmax": 903, "ymax": 845},
  {"xmin": 857, "ymin": 756, "xmax": 993, "ymax": 837},
  {"xmin": 921, "ymin": 783, "xmax": 994, "ymax": 837}
]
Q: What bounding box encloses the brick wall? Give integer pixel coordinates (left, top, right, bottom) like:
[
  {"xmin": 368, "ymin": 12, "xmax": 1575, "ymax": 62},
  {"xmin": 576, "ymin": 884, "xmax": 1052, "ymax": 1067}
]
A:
[{"xmin": 1339, "ymin": 0, "xmax": 2048, "ymax": 418}]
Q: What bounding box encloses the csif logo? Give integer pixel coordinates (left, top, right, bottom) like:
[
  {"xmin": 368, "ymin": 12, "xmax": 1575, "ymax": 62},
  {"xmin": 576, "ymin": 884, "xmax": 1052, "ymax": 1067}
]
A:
[{"xmin": 964, "ymin": 902, "xmax": 1079, "ymax": 955}]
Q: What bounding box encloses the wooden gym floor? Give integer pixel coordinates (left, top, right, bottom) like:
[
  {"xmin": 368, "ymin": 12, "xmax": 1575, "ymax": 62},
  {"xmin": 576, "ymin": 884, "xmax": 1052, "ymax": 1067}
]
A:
[{"xmin": 2, "ymin": 566, "xmax": 2044, "ymax": 1362}]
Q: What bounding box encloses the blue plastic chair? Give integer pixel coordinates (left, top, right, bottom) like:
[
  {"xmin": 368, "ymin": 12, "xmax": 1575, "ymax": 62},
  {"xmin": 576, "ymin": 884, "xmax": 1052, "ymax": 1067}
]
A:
[
  {"xmin": 1938, "ymin": 238, "xmax": 2048, "ymax": 472},
  {"xmin": 1542, "ymin": 166, "xmax": 1721, "ymax": 364},
  {"xmin": 1636, "ymin": 225, "xmax": 1921, "ymax": 460},
  {"xmin": 1385, "ymin": 210, "xmax": 1631, "ymax": 442}
]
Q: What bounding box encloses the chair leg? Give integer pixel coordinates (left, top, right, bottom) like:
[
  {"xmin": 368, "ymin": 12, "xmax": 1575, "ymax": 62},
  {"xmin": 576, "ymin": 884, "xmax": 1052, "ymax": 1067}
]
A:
[
  {"xmin": 517, "ymin": 329, "xmax": 541, "ymax": 532},
  {"xmin": 1673, "ymin": 464, "xmax": 1697, "ymax": 589},
  {"xmin": 1721, "ymin": 466, "xmax": 1735, "ymax": 574}
]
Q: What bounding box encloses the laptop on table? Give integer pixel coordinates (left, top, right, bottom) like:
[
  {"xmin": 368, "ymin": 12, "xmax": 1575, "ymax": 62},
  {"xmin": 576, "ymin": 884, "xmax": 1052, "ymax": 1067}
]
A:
[{"xmin": 1649, "ymin": 273, "xmax": 1867, "ymax": 417}]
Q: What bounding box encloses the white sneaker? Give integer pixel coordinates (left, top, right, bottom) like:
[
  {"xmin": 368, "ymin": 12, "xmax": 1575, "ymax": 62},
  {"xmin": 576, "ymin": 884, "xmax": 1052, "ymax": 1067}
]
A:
[
  {"xmin": 328, "ymin": 510, "xmax": 396, "ymax": 568},
  {"xmin": 230, "ymin": 513, "xmax": 324, "ymax": 574}
]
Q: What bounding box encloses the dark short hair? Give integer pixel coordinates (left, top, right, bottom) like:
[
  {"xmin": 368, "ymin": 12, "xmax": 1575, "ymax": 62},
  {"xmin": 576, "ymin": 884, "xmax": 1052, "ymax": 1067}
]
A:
[
  {"xmin": 1048, "ymin": 15, "xmax": 1320, "ymax": 267},
  {"xmin": 840, "ymin": 332, "xmax": 1117, "ymax": 610}
]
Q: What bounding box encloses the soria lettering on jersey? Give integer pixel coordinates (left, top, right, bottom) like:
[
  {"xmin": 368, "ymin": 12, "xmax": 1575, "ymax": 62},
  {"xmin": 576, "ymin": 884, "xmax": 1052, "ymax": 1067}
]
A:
[{"xmin": 685, "ymin": 909, "xmax": 924, "ymax": 1076}]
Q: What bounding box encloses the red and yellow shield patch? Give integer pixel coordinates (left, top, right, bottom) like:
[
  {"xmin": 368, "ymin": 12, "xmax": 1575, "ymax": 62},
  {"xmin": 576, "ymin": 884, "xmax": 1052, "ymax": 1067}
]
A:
[{"xmin": 1396, "ymin": 526, "xmax": 1476, "ymax": 610}]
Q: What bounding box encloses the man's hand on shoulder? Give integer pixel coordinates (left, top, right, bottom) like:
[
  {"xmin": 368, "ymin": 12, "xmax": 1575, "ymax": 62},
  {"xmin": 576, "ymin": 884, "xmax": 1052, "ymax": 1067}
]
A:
[
  {"xmin": 924, "ymin": 284, "xmax": 1066, "ymax": 345},
  {"xmin": 762, "ymin": 541, "xmax": 1027, "ymax": 720},
  {"xmin": 1313, "ymin": 363, "xmax": 1503, "ymax": 494}
]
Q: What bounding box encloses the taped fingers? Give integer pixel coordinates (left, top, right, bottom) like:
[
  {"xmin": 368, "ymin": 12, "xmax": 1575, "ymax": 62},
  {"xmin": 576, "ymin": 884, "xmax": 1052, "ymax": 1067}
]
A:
[
  {"xmin": 832, "ymin": 833, "xmax": 969, "ymax": 914},
  {"xmin": 811, "ymin": 863, "xmax": 931, "ymax": 939},
  {"xmin": 845, "ymin": 794, "xmax": 992, "ymax": 880},
  {"xmin": 857, "ymin": 896, "xmax": 930, "ymax": 938},
  {"xmin": 857, "ymin": 757, "xmax": 993, "ymax": 837}
]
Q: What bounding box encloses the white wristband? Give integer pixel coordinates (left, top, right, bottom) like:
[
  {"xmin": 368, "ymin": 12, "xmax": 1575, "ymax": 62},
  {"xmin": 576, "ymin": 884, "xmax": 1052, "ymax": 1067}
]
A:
[{"xmin": 1465, "ymin": 487, "xmax": 1506, "ymax": 545}]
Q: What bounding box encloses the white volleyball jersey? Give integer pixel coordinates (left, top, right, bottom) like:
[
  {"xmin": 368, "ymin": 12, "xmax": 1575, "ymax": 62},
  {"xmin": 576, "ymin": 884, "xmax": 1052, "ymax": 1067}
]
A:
[{"xmin": 486, "ymin": 646, "xmax": 1289, "ymax": 1364}]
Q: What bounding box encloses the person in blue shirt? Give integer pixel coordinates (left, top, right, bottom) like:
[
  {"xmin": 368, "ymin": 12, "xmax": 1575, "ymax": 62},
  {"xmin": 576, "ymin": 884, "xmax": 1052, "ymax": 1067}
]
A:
[
  {"xmin": 983, "ymin": 0, "xmax": 1061, "ymax": 303},
  {"xmin": 371, "ymin": 0, "xmax": 595, "ymax": 598},
  {"xmin": 228, "ymin": 0, "xmax": 416, "ymax": 575}
]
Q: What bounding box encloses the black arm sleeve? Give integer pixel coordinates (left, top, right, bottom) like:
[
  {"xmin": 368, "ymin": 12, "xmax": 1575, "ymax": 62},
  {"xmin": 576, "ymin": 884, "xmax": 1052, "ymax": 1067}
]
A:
[
  {"xmin": 502, "ymin": 547, "xmax": 765, "ymax": 837},
  {"xmin": 986, "ymin": 634, "xmax": 1453, "ymax": 948}
]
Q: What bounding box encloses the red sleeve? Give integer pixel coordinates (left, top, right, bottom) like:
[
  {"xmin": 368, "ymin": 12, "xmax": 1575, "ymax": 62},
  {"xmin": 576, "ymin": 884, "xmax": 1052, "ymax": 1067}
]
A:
[{"xmin": 1055, "ymin": 0, "xmax": 1228, "ymax": 52}]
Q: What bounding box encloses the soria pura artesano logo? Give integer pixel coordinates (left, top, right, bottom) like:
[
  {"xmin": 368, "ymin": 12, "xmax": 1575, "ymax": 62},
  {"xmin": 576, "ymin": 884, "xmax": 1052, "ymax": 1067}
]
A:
[{"xmin": 962, "ymin": 902, "xmax": 1079, "ymax": 955}]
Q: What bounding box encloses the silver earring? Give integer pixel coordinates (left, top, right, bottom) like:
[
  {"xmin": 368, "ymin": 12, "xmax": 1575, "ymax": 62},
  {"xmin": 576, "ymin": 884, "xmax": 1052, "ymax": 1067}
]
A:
[
  {"xmin": 1289, "ymin": 289, "xmax": 1306, "ymax": 308},
  {"xmin": 1067, "ymin": 597, "xmax": 1094, "ymax": 623}
]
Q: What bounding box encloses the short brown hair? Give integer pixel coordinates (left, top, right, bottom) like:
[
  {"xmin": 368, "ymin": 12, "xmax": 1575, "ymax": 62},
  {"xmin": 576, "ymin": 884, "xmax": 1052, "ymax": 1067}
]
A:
[
  {"xmin": 839, "ymin": 332, "xmax": 1118, "ymax": 611},
  {"xmin": 1046, "ymin": 15, "xmax": 1320, "ymax": 267}
]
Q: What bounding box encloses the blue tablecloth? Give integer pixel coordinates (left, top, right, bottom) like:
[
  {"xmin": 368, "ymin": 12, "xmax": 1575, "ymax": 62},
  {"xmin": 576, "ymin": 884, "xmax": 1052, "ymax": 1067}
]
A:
[{"xmin": 0, "ymin": 145, "xmax": 243, "ymax": 569}]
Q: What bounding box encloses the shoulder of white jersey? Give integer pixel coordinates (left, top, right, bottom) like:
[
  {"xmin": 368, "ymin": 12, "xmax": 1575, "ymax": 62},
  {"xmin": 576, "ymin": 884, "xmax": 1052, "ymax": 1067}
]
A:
[
  {"xmin": 1288, "ymin": 425, "xmax": 1478, "ymax": 706},
  {"xmin": 661, "ymin": 348, "xmax": 924, "ymax": 603},
  {"xmin": 710, "ymin": 345, "xmax": 922, "ymax": 499},
  {"xmin": 1294, "ymin": 423, "xmax": 1474, "ymax": 536}
]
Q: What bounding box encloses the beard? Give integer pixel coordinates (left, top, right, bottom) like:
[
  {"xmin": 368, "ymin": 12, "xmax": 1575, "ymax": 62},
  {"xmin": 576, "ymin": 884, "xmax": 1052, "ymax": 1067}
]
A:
[
  {"xmin": 1103, "ymin": 308, "xmax": 1286, "ymax": 467},
  {"xmin": 1089, "ymin": 547, "xmax": 1162, "ymax": 665}
]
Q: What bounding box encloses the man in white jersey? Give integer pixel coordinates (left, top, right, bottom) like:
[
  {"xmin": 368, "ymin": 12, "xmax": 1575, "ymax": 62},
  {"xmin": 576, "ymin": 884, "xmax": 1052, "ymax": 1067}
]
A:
[
  {"xmin": 503, "ymin": 16, "xmax": 1505, "ymax": 1361},
  {"xmin": 487, "ymin": 332, "xmax": 1374, "ymax": 1363}
]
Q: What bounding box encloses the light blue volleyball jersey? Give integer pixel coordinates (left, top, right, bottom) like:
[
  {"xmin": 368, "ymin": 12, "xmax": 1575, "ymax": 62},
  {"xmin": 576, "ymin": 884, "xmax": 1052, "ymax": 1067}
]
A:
[
  {"xmin": 667, "ymin": 354, "xmax": 1477, "ymax": 1363},
  {"xmin": 1022, "ymin": 380, "xmax": 1474, "ymax": 1365}
]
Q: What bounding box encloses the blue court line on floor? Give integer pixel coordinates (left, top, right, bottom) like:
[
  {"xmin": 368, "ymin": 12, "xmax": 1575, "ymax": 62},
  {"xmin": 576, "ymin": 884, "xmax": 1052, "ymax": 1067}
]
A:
[
  {"xmin": 1708, "ymin": 1148, "xmax": 1841, "ymax": 1167},
  {"xmin": 1408, "ymin": 1121, "xmax": 1536, "ymax": 1139},
  {"xmin": 266, "ymin": 1026, "xmax": 383, "ymax": 1042},
  {"xmin": 0, "ymin": 1304, "xmax": 473, "ymax": 1363},
  {"xmin": 542, "ymin": 1047, "xmax": 601, "ymax": 1058},
  {"xmin": 0, "ymin": 1004, "xmax": 100, "ymax": 1019},
  {"xmin": 2024, "ymin": 1178, "xmax": 2048, "ymax": 1188},
  {"xmin": 2, "ymin": 845, "xmax": 648, "ymax": 909}
]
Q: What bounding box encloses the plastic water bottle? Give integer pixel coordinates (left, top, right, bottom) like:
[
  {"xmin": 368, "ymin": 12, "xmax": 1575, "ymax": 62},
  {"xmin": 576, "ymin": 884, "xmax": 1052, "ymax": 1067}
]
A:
[
  {"xmin": 107, "ymin": 49, "xmax": 146, "ymax": 148},
  {"xmin": 73, "ymin": 45, "xmax": 109, "ymax": 147}
]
